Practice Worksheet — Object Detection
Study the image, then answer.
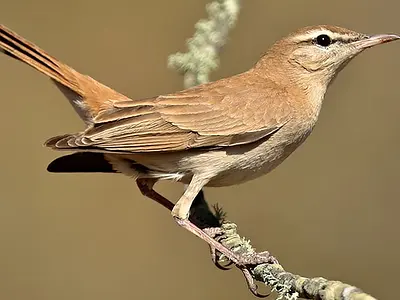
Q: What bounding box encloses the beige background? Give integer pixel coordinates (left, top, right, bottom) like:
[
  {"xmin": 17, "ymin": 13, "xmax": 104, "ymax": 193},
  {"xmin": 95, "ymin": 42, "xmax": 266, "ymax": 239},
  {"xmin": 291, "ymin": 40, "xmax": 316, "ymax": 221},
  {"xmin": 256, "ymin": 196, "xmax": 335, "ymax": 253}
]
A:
[{"xmin": 1, "ymin": 1, "xmax": 399, "ymax": 299}]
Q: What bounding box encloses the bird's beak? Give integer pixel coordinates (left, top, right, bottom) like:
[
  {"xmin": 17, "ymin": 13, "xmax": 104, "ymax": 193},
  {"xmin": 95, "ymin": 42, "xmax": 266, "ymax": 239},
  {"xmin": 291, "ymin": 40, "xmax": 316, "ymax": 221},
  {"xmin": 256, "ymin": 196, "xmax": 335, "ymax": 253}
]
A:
[{"xmin": 353, "ymin": 34, "xmax": 400, "ymax": 49}]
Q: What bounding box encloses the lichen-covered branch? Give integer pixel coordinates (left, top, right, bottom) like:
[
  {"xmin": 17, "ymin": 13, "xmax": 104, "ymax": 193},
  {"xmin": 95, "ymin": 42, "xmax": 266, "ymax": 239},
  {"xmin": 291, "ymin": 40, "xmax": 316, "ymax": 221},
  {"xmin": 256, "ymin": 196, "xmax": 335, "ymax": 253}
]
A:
[
  {"xmin": 207, "ymin": 222, "xmax": 377, "ymax": 300},
  {"xmin": 167, "ymin": 1, "xmax": 377, "ymax": 299},
  {"xmin": 188, "ymin": 196, "xmax": 377, "ymax": 300}
]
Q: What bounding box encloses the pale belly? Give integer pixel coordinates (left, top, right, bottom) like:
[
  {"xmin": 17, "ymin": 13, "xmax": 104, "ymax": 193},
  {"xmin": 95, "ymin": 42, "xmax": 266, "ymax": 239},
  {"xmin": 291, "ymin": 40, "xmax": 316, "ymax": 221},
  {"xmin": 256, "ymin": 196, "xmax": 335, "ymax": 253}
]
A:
[
  {"xmin": 203, "ymin": 133, "xmax": 307, "ymax": 187},
  {"xmin": 126, "ymin": 121, "xmax": 314, "ymax": 188}
]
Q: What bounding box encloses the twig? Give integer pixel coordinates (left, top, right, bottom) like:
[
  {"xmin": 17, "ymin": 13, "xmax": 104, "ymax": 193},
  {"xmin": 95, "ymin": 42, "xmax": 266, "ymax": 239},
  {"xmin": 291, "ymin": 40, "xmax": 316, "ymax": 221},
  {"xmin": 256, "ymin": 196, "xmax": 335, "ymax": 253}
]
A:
[
  {"xmin": 206, "ymin": 222, "xmax": 377, "ymax": 300},
  {"xmin": 167, "ymin": 1, "xmax": 377, "ymax": 299}
]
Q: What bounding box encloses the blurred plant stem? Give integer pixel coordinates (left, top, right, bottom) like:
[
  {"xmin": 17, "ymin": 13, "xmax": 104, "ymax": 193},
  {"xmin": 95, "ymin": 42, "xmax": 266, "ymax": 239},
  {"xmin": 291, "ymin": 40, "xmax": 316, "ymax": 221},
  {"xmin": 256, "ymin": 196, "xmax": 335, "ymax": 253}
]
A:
[
  {"xmin": 167, "ymin": 1, "xmax": 376, "ymax": 299},
  {"xmin": 168, "ymin": 0, "xmax": 240, "ymax": 87}
]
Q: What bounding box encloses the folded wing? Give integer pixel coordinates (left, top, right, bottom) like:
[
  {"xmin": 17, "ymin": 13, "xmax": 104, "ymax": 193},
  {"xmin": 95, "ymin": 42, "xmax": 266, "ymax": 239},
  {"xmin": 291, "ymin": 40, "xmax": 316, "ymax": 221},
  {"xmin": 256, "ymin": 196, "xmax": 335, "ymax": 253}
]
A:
[{"xmin": 46, "ymin": 76, "xmax": 292, "ymax": 152}]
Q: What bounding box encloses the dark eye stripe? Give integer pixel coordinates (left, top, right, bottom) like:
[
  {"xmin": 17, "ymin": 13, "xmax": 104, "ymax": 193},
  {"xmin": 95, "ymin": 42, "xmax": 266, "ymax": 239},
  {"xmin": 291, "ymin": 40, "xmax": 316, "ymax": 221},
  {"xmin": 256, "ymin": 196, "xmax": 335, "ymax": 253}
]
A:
[{"xmin": 333, "ymin": 36, "xmax": 364, "ymax": 43}]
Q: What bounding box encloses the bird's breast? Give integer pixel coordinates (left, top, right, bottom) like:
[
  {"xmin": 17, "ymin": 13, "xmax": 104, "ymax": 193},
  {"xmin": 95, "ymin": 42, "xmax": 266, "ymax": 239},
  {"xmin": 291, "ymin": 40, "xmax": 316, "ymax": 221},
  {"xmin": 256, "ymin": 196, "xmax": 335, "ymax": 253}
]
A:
[{"xmin": 204, "ymin": 117, "xmax": 317, "ymax": 187}]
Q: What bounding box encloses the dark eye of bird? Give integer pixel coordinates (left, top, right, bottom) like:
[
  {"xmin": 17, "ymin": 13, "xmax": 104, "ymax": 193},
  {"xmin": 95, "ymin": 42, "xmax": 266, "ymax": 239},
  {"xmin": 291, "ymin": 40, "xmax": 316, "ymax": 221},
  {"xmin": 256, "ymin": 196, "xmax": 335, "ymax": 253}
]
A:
[{"xmin": 315, "ymin": 34, "xmax": 332, "ymax": 47}]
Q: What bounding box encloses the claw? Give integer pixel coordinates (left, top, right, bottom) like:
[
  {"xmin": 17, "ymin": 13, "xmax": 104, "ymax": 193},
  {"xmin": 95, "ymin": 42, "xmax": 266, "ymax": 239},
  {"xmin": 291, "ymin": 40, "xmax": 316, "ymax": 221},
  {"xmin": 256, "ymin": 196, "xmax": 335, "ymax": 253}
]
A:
[
  {"xmin": 204, "ymin": 226, "xmax": 277, "ymax": 297},
  {"xmin": 214, "ymin": 257, "xmax": 234, "ymax": 270},
  {"xmin": 205, "ymin": 227, "xmax": 235, "ymax": 270},
  {"xmin": 241, "ymin": 268, "xmax": 270, "ymax": 298},
  {"xmin": 209, "ymin": 245, "xmax": 234, "ymax": 270}
]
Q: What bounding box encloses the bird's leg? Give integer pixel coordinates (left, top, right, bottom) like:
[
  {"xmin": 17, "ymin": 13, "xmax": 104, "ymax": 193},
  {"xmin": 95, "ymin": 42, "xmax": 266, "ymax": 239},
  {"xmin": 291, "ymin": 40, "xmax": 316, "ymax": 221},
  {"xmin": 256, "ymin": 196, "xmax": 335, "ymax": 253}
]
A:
[
  {"xmin": 171, "ymin": 175, "xmax": 247, "ymax": 266},
  {"xmin": 137, "ymin": 176, "xmax": 243, "ymax": 264},
  {"xmin": 136, "ymin": 178, "xmax": 174, "ymax": 211},
  {"xmin": 138, "ymin": 181, "xmax": 230, "ymax": 269},
  {"xmin": 137, "ymin": 176, "xmax": 275, "ymax": 268},
  {"xmin": 172, "ymin": 180, "xmax": 272, "ymax": 298},
  {"xmin": 136, "ymin": 177, "xmax": 273, "ymax": 298}
]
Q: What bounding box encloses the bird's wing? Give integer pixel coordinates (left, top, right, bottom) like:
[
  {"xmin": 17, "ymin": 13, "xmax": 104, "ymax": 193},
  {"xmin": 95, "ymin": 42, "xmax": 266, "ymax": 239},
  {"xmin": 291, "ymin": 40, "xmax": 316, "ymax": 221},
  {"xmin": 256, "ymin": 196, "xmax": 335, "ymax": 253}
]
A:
[{"xmin": 46, "ymin": 76, "xmax": 293, "ymax": 152}]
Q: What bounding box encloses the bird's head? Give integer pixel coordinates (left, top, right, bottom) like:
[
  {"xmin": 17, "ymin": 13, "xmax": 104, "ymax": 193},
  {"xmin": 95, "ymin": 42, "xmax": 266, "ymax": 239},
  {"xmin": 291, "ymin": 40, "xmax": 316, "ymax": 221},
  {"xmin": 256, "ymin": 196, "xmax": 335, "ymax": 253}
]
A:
[{"xmin": 257, "ymin": 25, "xmax": 399, "ymax": 93}]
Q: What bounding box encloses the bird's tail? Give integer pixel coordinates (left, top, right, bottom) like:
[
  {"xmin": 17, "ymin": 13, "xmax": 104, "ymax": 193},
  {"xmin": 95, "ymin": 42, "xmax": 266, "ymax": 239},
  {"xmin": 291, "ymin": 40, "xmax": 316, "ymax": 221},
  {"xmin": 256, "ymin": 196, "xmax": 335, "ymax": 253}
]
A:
[
  {"xmin": 0, "ymin": 24, "xmax": 130, "ymax": 122},
  {"xmin": 0, "ymin": 25, "xmax": 84, "ymax": 95},
  {"xmin": 47, "ymin": 153, "xmax": 117, "ymax": 173}
]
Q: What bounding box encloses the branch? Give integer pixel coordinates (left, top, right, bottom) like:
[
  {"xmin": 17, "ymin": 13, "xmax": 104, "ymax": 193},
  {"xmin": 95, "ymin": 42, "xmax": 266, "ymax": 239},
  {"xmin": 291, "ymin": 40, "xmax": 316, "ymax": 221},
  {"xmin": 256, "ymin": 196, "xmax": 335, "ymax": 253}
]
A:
[
  {"xmin": 205, "ymin": 222, "xmax": 377, "ymax": 300},
  {"xmin": 188, "ymin": 195, "xmax": 377, "ymax": 300},
  {"xmin": 167, "ymin": 1, "xmax": 377, "ymax": 299}
]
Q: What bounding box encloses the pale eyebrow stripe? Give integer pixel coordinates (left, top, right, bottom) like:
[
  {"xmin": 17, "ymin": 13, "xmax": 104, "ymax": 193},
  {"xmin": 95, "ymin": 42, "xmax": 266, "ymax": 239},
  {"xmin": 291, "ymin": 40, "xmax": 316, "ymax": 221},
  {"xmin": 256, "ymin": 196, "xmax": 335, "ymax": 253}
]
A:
[{"xmin": 292, "ymin": 30, "xmax": 358, "ymax": 43}]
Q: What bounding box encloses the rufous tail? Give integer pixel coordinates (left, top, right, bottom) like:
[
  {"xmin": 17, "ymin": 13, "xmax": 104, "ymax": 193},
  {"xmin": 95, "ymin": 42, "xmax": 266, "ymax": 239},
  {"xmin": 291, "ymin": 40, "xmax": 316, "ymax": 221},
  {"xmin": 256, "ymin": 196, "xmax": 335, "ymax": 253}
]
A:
[{"xmin": 0, "ymin": 24, "xmax": 130, "ymax": 122}]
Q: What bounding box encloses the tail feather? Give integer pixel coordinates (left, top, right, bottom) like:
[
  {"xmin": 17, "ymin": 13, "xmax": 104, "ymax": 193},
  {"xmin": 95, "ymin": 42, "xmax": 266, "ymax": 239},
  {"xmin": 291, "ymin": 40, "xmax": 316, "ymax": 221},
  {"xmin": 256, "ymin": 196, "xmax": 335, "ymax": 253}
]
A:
[
  {"xmin": 0, "ymin": 24, "xmax": 131, "ymax": 122},
  {"xmin": 47, "ymin": 153, "xmax": 117, "ymax": 173},
  {"xmin": 0, "ymin": 25, "xmax": 82, "ymax": 95}
]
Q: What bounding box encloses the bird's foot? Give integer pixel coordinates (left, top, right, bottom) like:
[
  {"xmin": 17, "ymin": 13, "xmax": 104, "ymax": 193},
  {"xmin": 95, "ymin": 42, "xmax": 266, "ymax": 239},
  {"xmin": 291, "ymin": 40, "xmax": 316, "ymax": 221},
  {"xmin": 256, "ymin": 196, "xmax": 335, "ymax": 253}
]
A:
[
  {"xmin": 202, "ymin": 227, "xmax": 234, "ymax": 270},
  {"xmin": 204, "ymin": 227, "xmax": 279, "ymax": 266},
  {"xmin": 203, "ymin": 226, "xmax": 278, "ymax": 298}
]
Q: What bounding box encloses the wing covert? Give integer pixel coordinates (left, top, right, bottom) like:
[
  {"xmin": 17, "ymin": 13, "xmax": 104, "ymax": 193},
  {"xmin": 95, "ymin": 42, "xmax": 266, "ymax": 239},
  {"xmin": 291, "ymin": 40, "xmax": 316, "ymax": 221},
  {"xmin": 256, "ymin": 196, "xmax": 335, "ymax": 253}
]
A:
[{"xmin": 48, "ymin": 75, "xmax": 293, "ymax": 152}]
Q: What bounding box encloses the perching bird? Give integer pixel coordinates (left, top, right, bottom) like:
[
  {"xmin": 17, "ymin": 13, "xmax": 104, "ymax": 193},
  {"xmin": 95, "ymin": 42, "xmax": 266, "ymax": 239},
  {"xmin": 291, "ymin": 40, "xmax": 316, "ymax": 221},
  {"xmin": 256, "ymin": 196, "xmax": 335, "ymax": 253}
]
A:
[{"xmin": 0, "ymin": 24, "xmax": 398, "ymax": 272}]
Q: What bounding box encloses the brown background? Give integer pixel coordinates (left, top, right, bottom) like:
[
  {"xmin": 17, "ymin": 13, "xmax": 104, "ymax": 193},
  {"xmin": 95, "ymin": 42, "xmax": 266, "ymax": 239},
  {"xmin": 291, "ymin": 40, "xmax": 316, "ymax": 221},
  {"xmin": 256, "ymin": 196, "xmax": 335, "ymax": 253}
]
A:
[{"xmin": 1, "ymin": 1, "xmax": 399, "ymax": 299}]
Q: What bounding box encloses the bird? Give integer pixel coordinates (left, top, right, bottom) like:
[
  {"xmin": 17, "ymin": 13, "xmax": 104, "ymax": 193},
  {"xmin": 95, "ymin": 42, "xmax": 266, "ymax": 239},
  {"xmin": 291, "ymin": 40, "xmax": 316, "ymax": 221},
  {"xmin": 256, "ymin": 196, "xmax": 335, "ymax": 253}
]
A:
[{"xmin": 0, "ymin": 24, "xmax": 398, "ymax": 268}]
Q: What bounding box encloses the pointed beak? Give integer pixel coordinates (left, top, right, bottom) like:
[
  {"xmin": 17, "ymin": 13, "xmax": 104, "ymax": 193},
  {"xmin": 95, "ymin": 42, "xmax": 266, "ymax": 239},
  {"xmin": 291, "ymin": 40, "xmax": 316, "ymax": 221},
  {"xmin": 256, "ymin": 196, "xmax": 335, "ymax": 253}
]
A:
[{"xmin": 353, "ymin": 34, "xmax": 400, "ymax": 49}]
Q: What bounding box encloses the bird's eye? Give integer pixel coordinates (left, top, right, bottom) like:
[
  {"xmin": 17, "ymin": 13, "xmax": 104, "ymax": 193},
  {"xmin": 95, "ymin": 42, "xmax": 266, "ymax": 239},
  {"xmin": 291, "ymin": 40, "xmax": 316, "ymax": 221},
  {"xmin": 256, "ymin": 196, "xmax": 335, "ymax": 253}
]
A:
[{"xmin": 315, "ymin": 34, "xmax": 332, "ymax": 47}]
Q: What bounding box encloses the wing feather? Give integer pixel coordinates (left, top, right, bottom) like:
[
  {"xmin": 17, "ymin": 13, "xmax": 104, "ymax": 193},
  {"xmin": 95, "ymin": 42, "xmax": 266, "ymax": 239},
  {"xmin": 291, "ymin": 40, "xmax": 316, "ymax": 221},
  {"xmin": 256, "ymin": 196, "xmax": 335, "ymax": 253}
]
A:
[{"xmin": 46, "ymin": 73, "xmax": 293, "ymax": 152}]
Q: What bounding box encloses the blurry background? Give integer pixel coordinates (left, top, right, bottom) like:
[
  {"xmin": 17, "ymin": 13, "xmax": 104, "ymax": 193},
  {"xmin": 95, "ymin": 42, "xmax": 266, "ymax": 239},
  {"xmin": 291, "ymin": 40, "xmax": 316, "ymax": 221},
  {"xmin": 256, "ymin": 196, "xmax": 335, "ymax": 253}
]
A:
[{"xmin": 1, "ymin": 1, "xmax": 399, "ymax": 299}]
